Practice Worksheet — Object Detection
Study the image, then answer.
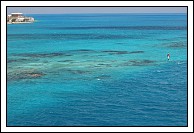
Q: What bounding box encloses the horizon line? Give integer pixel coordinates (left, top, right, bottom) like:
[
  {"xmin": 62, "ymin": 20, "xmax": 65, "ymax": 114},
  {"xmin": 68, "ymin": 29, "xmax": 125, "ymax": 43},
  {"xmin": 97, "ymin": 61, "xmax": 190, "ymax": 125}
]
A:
[{"xmin": 7, "ymin": 12, "xmax": 187, "ymax": 15}]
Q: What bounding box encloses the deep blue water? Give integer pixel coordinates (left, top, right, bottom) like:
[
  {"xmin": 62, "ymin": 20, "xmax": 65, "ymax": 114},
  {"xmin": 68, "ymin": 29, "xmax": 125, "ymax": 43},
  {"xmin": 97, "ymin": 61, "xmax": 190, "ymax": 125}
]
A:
[{"xmin": 7, "ymin": 13, "xmax": 187, "ymax": 126}]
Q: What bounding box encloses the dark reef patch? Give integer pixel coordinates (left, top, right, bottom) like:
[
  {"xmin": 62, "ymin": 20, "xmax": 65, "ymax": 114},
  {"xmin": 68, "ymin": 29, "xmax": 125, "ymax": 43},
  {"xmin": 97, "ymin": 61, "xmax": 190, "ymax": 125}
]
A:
[
  {"xmin": 26, "ymin": 72, "xmax": 45, "ymax": 78},
  {"xmin": 7, "ymin": 58, "xmax": 28, "ymax": 63},
  {"xmin": 13, "ymin": 52, "xmax": 72, "ymax": 58},
  {"xmin": 122, "ymin": 59, "xmax": 156, "ymax": 66},
  {"xmin": 8, "ymin": 70, "xmax": 45, "ymax": 81},
  {"xmin": 101, "ymin": 50, "xmax": 129, "ymax": 55},
  {"xmin": 101, "ymin": 50, "xmax": 144, "ymax": 55},
  {"xmin": 71, "ymin": 49, "xmax": 95, "ymax": 52},
  {"xmin": 129, "ymin": 51, "xmax": 144, "ymax": 54},
  {"xmin": 115, "ymin": 42, "xmax": 126, "ymax": 44},
  {"xmin": 69, "ymin": 49, "xmax": 96, "ymax": 53},
  {"xmin": 65, "ymin": 69, "xmax": 91, "ymax": 74},
  {"xmin": 96, "ymin": 63, "xmax": 112, "ymax": 67},
  {"xmin": 58, "ymin": 60, "xmax": 74, "ymax": 63},
  {"xmin": 95, "ymin": 74, "xmax": 111, "ymax": 80},
  {"xmin": 167, "ymin": 42, "xmax": 186, "ymax": 48}
]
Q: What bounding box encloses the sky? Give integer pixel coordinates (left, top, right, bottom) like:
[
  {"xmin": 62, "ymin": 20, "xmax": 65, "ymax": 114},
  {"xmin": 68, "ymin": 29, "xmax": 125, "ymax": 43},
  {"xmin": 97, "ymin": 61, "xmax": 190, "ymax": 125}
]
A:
[{"xmin": 7, "ymin": 7, "xmax": 187, "ymax": 14}]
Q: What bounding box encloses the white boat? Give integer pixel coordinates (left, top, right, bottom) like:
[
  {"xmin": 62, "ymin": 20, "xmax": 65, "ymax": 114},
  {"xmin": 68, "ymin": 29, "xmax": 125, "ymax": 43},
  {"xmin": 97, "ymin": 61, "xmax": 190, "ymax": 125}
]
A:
[{"xmin": 7, "ymin": 13, "xmax": 34, "ymax": 24}]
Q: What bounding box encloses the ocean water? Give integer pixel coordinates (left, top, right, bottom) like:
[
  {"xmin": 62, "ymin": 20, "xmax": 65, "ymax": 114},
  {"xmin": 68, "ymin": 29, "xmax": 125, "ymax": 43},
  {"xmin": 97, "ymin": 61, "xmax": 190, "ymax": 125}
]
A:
[{"xmin": 7, "ymin": 13, "xmax": 187, "ymax": 126}]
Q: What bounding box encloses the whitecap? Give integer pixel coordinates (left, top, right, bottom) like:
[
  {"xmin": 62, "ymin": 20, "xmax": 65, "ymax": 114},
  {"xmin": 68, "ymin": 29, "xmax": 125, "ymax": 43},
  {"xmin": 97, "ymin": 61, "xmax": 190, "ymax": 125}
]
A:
[{"xmin": 177, "ymin": 62, "xmax": 184, "ymax": 65}]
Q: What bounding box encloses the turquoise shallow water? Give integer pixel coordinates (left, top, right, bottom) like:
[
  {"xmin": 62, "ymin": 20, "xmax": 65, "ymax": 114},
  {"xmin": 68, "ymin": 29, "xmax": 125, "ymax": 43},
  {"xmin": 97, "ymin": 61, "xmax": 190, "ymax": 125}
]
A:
[{"xmin": 7, "ymin": 13, "xmax": 187, "ymax": 126}]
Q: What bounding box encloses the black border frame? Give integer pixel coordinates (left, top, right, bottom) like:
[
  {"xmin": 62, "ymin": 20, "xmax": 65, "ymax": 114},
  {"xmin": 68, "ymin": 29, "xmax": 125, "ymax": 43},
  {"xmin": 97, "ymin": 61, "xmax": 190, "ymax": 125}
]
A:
[{"xmin": 5, "ymin": 6, "xmax": 188, "ymax": 127}]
